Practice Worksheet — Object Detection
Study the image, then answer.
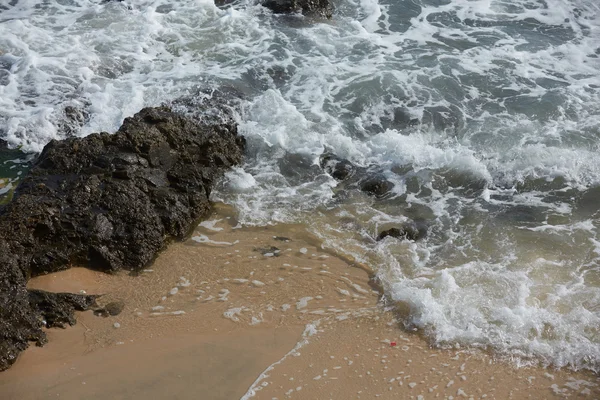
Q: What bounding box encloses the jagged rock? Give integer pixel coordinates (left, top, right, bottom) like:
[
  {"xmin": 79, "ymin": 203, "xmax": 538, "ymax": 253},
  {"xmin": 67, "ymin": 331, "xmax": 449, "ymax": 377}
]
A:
[
  {"xmin": 0, "ymin": 241, "xmax": 46, "ymax": 371},
  {"xmin": 0, "ymin": 96, "xmax": 246, "ymax": 371},
  {"xmin": 28, "ymin": 290, "xmax": 98, "ymax": 329},
  {"xmin": 2, "ymin": 105, "xmax": 244, "ymax": 275},
  {"xmin": 58, "ymin": 103, "xmax": 91, "ymax": 137},
  {"xmin": 262, "ymin": 0, "xmax": 333, "ymax": 19},
  {"xmin": 320, "ymin": 153, "xmax": 355, "ymax": 181}
]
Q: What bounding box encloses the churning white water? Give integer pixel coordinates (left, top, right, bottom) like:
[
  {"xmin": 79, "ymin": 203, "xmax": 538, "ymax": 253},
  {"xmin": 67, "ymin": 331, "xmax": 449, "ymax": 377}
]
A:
[{"xmin": 1, "ymin": 0, "xmax": 600, "ymax": 371}]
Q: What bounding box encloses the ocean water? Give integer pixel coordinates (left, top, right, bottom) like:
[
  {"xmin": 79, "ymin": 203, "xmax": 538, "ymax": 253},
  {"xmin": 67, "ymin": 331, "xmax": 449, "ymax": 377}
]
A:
[{"xmin": 1, "ymin": 0, "xmax": 600, "ymax": 371}]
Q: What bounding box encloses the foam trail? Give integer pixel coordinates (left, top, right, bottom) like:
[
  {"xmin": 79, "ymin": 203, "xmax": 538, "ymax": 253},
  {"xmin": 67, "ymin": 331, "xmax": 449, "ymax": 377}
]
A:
[{"xmin": 241, "ymin": 322, "xmax": 320, "ymax": 399}]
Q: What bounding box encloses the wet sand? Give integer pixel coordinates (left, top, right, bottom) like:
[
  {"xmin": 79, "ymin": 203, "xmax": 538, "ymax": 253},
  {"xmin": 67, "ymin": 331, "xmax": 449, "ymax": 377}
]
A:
[{"xmin": 0, "ymin": 205, "xmax": 598, "ymax": 399}]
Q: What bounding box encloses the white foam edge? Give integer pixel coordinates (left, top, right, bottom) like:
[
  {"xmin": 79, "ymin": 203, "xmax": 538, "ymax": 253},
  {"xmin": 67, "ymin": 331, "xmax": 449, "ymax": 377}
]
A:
[
  {"xmin": 240, "ymin": 320, "xmax": 321, "ymax": 399},
  {"xmin": 191, "ymin": 234, "xmax": 232, "ymax": 246}
]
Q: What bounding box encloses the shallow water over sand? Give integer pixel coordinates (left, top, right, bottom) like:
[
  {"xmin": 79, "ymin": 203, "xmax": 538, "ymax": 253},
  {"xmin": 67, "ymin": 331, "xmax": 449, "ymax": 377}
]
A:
[{"xmin": 1, "ymin": 210, "xmax": 598, "ymax": 399}]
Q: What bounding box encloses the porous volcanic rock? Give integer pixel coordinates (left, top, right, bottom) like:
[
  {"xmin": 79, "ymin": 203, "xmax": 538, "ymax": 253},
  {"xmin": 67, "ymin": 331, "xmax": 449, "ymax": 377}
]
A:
[
  {"xmin": 27, "ymin": 290, "xmax": 99, "ymax": 329},
  {"xmin": 262, "ymin": 0, "xmax": 333, "ymax": 19},
  {"xmin": 0, "ymin": 99, "xmax": 245, "ymax": 371}
]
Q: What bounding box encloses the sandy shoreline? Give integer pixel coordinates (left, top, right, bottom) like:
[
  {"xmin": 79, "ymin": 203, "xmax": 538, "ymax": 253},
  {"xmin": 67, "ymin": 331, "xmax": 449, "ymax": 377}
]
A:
[{"xmin": 0, "ymin": 205, "xmax": 598, "ymax": 399}]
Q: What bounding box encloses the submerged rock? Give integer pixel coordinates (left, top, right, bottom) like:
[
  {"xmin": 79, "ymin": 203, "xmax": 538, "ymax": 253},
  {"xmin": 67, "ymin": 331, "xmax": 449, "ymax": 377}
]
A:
[
  {"xmin": 279, "ymin": 152, "xmax": 322, "ymax": 182},
  {"xmin": 262, "ymin": 0, "xmax": 333, "ymax": 19},
  {"xmin": 319, "ymin": 153, "xmax": 395, "ymax": 197},
  {"xmin": 377, "ymin": 222, "xmax": 426, "ymax": 242},
  {"xmin": 94, "ymin": 300, "xmax": 125, "ymax": 318},
  {"xmin": 104, "ymin": 301, "xmax": 125, "ymax": 316},
  {"xmin": 58, "ymin": 103, "xmax": 91, "ymax": 137},
  {"xmin": 255, "ymin": 246, "xmax": 280, "ymax": 256},
  {"xmin": 320, "ymin": 153, "xmax": 355, "ymax": 181},
  {"xmin": 0, "ymin": 99, "xmax": 245, "ymax": 371},
  {"xmin": 360, "ymin": 175, "xmax": 394, "ymax": 197}
]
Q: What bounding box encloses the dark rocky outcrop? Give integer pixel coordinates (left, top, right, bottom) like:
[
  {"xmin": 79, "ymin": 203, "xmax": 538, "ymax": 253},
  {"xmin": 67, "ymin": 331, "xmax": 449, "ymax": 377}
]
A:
[
  {"xmin": 3, "ymin": 105, "xmax": 244, "ymax": 275},
  {"xmin": 262, "ymin": 0, "xmax": 333, "ymax": 19},
  {"xmin": 0, "ymin": 242, "xmax": 45, "ymax": 371},
  {"xmin": 28, "ymin": 290, "xmax": 99, "ymax": 329},
  {"xmin": 0, "ymin": 99, "xmax": 245, "ymax": 371}
]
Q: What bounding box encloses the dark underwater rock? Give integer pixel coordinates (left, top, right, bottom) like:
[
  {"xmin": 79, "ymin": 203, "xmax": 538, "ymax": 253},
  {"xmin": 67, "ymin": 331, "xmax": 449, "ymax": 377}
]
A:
[
  {"xmin": 575, "ymin": 185, "xmax": 600, "ymax": 218},
  {"xmin": 377, "ymin": 221, "xmax": 426, "ymax": 242},
  {"xmin": 214, "ymin": 0, "xmax": 239, "ymax": 8},
  {"xmin": 422, "ymin": 105, "xmax": 464, "ymax": 133},
  {"xmin": 279, "ymin": 152, "xmax": 321, "ymax": 183},
  {"xmin": 255, "ymin": 246, "xmax": 280, "ymax": 256},
  {"xmin": 320, "ymin": 153, "xmax": 355, "ymax": 181},
  {"xmin": 94, "ymin": 300, "xmax": 125, "ymax": 318},
  {"xmin": 0, "ymin": 99, "xmax": 245, "ymax": 371},
  {"xmin": 360, "ymin": 175, "xmax": 394, "ymax": 197},
  {"xmin": 262, "ymin": 0, "xmax": 333, "ymax": 18},
  {"xmin": 319, "ymin": 153, "xmax": 395, "ymax": 197}
]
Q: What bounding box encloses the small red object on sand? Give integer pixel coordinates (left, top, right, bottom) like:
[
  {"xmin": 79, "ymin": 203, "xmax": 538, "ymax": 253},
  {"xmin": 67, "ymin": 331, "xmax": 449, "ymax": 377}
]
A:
[{"xmin": 390, "ymin": 341, "xmax": 397, "ymax": 347}]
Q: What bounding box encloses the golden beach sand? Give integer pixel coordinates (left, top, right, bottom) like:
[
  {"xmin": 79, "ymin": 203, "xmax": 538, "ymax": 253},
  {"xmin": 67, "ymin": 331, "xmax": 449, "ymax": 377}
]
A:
[{"xmin": 1, "ymin": 205, "xmax": 598, "ymax": 400}]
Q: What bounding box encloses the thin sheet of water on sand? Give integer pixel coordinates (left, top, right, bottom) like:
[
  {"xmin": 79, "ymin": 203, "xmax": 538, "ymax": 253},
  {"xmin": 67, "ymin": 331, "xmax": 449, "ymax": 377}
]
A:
[{"xmin": 0, "ymin": 205, "xmax": 598, "ymax": 399}]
